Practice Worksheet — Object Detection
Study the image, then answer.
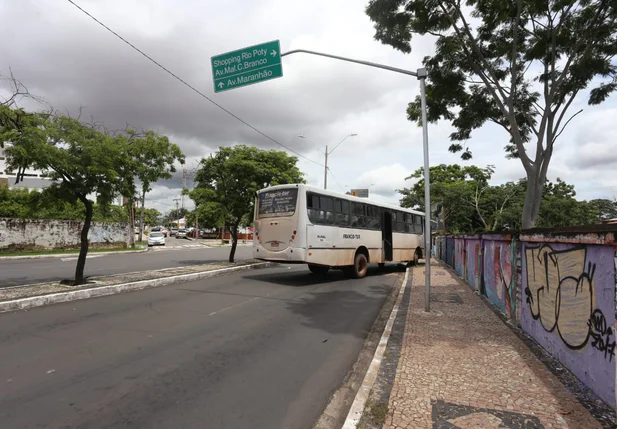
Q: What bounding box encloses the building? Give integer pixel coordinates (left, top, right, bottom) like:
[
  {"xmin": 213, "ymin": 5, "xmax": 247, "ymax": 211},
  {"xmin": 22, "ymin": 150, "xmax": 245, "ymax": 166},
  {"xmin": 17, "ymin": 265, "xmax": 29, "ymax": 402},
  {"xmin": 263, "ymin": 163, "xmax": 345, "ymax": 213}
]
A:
[{"xmin": 0, "ymin": 146, "xmax": 56, "ymax": 191}]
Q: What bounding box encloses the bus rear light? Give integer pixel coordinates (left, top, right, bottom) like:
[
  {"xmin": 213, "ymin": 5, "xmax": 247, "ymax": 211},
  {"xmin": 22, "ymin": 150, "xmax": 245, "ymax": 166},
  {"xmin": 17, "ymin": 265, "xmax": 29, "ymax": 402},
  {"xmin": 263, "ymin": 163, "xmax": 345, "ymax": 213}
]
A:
[
  {"xmin": 291, "ymin": 235, "xmax": 296, "ymax": 240},
  {"xmin": 308, "ymin": 252, "xmax": 312, "ymax": 256},
  {"xmin": 293, "ymin": 230, "xmax": 297, "ymax": 235},
  {"xmin": 290, "ymin": 249, "xmax": 293, "ymax": 253}
]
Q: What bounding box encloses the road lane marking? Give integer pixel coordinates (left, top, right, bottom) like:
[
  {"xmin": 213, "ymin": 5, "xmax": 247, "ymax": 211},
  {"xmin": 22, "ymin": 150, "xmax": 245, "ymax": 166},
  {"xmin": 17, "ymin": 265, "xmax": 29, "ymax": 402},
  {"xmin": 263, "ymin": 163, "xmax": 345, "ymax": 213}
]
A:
[
  {"xmin": 60, "ymin": 254, "xmax": 106, "ymax": 262},
  {"xmin": 342, "ymin": 266, "xmax": 411, "ymax": 429},
  {"xmin": 208, "ymin": 297, "xmax": 260, "ymax": 316}
]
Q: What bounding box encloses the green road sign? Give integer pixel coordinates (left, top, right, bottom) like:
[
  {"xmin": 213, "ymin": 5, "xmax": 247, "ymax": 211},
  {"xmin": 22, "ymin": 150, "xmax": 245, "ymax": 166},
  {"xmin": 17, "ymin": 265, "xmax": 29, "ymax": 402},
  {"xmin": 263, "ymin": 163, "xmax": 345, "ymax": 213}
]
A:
[{"xmin": 211, "ymin": 40, "xmax": 283, "ymax": 93}]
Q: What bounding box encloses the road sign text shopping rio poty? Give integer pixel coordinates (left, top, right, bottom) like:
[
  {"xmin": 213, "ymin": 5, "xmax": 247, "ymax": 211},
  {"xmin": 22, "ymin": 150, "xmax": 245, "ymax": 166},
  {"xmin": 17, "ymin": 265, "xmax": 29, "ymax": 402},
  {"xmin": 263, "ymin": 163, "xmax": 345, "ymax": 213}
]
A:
[{"xmin": 211, "ymin": 40, "xmax": 283, "ymax": 93}]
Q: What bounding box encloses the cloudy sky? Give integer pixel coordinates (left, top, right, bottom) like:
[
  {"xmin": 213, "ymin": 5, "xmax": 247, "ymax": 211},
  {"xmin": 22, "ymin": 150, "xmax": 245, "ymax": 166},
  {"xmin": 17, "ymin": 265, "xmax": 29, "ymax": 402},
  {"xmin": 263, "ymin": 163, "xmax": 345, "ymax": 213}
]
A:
[{"xmin": 1, "ymin": 0, "xmax": 616, "ymax": 215}]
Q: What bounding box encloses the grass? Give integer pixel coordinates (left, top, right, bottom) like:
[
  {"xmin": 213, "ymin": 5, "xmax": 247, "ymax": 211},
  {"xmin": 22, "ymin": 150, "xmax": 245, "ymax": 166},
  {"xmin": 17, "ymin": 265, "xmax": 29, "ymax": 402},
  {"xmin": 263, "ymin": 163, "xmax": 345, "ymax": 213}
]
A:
[
  {"xmin": 369, "ymin": 401, "xmax": 389, "ymax": 425},
  {"xmin": 0, "ymin": 245, "xmax": 147, "ymax": 258}
]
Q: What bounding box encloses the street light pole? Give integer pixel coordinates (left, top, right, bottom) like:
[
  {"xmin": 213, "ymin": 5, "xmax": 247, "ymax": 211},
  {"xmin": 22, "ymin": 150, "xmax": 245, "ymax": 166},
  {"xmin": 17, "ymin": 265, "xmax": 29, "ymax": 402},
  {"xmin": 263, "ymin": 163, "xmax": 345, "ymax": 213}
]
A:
[
  {"xmin": 418, "ymin": 67, "xmax": 431, "ymax": 313},
  {"xmin": 298, "ymin": 133, "xmax": 357, "ymax": 190},
  {"xmin": 324, "ymin": 145, "xmax": 329, "ymax": 190},
  {"xmin": 284, "ymin": 49, "xmax": 432, "ymax": 314}
]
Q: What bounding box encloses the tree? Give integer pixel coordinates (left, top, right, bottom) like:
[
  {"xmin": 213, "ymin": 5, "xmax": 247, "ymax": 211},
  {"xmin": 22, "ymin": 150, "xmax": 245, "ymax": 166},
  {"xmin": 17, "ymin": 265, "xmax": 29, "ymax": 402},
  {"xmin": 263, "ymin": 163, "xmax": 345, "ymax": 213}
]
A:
[
  {"xmin": 367, "ymin": 0, "xmax": 617, "ymax": 228},
  {"xmin": 589, "ymin": 198, "xmax": 617, "ymax": 222},
  {"xmin": 135, "ymin": 207, "xmax": 161, "ymax": 227},
  {"xmin": 126, "ymin": 130, "xmax": 184, "ymax": 242},
  {"xmin": 192, "ymin": 145, "xmax": 305, "ymax": 262},
  {"xmin": 400, "ymin": 164, "xmax": 597, "ymax": 233},
  {"xmin": 5, "ymin": 113, "xmax": 135, "ymax": 285}
]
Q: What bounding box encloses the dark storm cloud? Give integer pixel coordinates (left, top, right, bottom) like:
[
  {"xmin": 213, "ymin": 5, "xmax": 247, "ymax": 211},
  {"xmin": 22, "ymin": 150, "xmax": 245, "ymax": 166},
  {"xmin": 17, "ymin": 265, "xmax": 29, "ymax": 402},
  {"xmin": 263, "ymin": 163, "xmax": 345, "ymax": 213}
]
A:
[{"xmin": 0, "ymin": 0, "xmax": 395, "ymax": 162}]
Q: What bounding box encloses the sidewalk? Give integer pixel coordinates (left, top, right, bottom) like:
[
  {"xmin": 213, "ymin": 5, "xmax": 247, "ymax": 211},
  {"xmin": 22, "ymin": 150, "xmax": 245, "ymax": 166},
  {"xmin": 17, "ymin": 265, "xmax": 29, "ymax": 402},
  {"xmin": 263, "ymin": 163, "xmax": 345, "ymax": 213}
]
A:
[{"xmin": 383, "ymin": 261, "xmax": 609, "ymax": 429}]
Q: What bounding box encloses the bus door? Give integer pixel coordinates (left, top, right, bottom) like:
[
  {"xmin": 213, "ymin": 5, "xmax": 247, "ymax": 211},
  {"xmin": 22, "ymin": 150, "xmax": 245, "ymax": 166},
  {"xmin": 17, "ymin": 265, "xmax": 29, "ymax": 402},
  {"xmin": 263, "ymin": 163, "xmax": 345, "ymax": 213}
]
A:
[{"xmin": 382, "ymin": 211, "xmax": 393, "ymax": 261}]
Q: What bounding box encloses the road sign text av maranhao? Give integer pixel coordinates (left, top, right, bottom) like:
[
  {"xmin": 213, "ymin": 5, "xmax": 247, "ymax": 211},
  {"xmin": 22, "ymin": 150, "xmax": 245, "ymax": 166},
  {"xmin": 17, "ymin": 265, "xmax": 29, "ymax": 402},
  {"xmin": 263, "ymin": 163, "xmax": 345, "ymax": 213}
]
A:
[{"xmin": 211, "ymin": 40, "xmax": 282, "ymax": 93}]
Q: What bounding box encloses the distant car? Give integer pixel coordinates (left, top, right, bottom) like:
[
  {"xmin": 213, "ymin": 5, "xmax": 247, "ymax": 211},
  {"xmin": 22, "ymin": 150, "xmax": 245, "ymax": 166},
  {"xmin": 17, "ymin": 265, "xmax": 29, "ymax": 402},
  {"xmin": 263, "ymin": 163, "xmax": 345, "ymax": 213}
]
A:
[
  {"xmin": 147, "ymin": 232, "xmax": 166, "ymax": 246},
  {"xmin": 176, "ymin": 228, "xmax": 187, "ymax": 239},
  {"xmin": 170, "ymin": 227, "xmax": 179, "ymax": 237},
  {"xmin": 151, "ymin": 226, "xmax": 167, "ymax": 237}
]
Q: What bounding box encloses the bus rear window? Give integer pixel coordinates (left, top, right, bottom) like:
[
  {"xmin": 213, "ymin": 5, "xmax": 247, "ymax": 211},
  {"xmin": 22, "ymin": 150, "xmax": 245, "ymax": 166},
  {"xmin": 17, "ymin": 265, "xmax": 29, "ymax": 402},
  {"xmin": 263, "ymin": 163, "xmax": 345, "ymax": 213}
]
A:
[{"xmin": 258, "ymin": 188, "xmax": 298, "ymax": 218}]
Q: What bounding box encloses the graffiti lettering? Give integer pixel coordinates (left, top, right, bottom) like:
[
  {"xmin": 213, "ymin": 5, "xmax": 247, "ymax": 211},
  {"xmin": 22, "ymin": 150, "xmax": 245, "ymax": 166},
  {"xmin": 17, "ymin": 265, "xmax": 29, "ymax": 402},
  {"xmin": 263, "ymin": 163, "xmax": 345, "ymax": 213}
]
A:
[
  {"xmin": 588, "ymin": 309, "xmax": 616, "ymax": 361},
  {"xmin": 525, "ymin": 245, "xmax": 612, "ymax": 360}
]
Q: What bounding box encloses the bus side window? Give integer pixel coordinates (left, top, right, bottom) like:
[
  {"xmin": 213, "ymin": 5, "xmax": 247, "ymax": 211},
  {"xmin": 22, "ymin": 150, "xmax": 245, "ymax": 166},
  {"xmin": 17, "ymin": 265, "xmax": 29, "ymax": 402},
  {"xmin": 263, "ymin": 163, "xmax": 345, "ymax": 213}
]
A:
[
  {"xmin": 368, "ymin": 205, "xmax": 380, "ymax": 230},
  {"xmin": 413, "ymin": 215, "xmax": 423, "ymax": 234},
  {"xmin": 351, "ymin": 202, "xmax": 363, "ymax": 228},
  {"xmin": 335, "ymin": 199, "xmax": 350, "ymax": 226},
  {"xmin": 396, "ymin": 211, "xmax": 405, "ymax": 232},
  {"xmin": 320, "ymin": 196, "xmax": 335, "ymax": 225},
  {"xmin": 307, "ymin": 193, "xmax": 320, "ymax": 224},
  {"xmin": 404, "ymin": 213, "xmax": 413, "ymax": 233}
]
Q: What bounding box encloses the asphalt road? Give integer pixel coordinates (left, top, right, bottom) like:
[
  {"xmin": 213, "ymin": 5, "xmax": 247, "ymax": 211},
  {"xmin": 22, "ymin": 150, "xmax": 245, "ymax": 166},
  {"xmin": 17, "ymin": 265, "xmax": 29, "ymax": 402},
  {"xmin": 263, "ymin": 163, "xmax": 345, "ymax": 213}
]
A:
[
  {"xmin": 0, "ymin": 245, "xmax": 253, "ymax": 288},
  {"xmin": 0, "ymin": 264, "xmax": 398, "ymax": 429}
]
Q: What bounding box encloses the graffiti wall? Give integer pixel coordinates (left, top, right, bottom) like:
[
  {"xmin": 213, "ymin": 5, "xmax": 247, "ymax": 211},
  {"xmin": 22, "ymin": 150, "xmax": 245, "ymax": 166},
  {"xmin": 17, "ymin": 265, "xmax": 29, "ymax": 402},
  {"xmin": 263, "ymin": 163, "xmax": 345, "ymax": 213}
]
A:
[
  {"xmin": 454, "ymin": 237, "xmax": 465, "ymax": 277},
  {"xmin": 521, "ymin": 242, "xmax": 616, "ymax": 406},
  {"xmin": 482, "ymin": 238, "xmax": 516, "ymax": 319},
  {"xmin": 0, "ymin": 218, "xmax": 130, "ymax": 251},
  {"xmin": 465, "ymin": 237, "xmax": 481, "ymax": 290},
  {"xmin": 445, "ymin": 236, "xmax": 455, "ymax": 268}
]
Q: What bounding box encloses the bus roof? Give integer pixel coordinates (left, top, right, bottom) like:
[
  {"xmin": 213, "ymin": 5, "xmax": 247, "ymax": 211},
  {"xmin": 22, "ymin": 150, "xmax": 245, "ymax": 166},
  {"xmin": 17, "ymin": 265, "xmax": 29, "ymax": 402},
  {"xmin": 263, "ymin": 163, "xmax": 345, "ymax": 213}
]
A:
[{"xmin": 258, "ymin": 183, "xmax": 431, "ymax": 219}]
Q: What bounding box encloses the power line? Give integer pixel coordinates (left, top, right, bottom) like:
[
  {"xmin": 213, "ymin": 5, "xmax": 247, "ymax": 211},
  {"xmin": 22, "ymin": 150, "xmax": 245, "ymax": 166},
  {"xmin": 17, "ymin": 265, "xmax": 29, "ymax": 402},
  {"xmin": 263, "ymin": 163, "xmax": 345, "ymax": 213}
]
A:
[
  {"xmin": 65, "ymin": 0, "xmax": 324, "ymax": 167},
  {"xmin": 327, "ymin": 167, "xmax": 345, "ymax": 192}
]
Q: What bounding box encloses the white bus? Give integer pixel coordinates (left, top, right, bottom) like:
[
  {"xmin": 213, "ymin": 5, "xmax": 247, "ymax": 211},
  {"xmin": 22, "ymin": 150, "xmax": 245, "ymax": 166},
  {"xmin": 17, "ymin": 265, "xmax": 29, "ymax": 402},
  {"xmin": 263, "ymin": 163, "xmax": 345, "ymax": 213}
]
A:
[{"xmin": 253, "ymin": 183, "xmax": 433, "ymax": 278}]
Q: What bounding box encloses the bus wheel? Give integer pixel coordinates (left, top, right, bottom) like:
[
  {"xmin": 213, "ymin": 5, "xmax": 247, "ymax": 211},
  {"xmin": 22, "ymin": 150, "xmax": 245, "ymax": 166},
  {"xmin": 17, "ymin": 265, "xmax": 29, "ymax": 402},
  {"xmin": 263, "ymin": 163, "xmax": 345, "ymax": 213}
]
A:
[
  {"xmin": 410, "ymin": 250, "xmax": 420, "ymax": 266},
  {"xmin": 308, "ymin": 264, "xmax": 329, "ymax": 275},
  {"xmin": 351, "ymin": 253, "xmax": 369, "ymax": 279}
]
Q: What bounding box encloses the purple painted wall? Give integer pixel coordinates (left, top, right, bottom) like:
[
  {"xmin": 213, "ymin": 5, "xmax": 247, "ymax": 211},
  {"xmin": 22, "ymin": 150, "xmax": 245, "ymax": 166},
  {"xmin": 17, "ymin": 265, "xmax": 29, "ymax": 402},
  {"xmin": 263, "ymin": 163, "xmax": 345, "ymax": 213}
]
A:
[
  {"xmin": 482, "ymin": 238, "xmax": 516, "ymax": 320},
  {"xmin": 454, "ymin": 237, "xmax": 465, "ymax": 277},
  {"xmin": 464, "ymin": 237, "xmax": 481, "ymax": 289},
  {"xmin": 521, "ymin": 242, "xmax": 616, "ymax": 406}
]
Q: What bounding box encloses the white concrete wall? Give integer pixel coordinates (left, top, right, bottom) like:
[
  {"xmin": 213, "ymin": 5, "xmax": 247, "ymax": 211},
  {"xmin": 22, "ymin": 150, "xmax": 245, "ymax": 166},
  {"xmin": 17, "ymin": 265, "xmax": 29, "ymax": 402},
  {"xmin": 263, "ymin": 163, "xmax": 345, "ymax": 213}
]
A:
[{"xmin": 0, "ymin": 218, "xmax": 130, "ymax": 250}]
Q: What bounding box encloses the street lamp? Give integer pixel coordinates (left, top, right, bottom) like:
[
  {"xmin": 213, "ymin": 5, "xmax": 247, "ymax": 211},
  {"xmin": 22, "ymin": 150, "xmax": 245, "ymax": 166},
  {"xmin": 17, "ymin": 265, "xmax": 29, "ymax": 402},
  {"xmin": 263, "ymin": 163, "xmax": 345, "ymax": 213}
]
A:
[{"xmin": 298, "ymin": 133, "xmax": 358, "ymax": 189}]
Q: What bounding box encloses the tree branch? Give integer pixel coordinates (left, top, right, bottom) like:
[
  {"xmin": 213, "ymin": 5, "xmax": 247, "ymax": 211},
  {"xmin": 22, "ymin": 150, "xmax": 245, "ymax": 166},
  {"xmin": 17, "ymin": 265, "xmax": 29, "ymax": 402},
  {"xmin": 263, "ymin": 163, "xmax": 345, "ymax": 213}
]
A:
[
  {"xmin": 434, "ymin": 1, "xmax": 534, "ymax": 170},
  {"xmin": 553, "ymin": 108, "xmax": 583, "ymax": 142},
  {"xmin": 509, "ymin": 0, "xmax": 522, "ymax": 110},
  {"xmin": 551, "ymin": 1, "xmax": 612, "ymax": 100}
]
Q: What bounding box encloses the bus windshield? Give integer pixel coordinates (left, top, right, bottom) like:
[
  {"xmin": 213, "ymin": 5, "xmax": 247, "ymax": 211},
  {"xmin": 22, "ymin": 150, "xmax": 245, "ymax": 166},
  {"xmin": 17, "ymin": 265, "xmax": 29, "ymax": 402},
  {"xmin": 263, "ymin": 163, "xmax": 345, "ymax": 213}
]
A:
[{"xmin": 258, "ymin": 188, "xmax": 298, "ymax": 218}]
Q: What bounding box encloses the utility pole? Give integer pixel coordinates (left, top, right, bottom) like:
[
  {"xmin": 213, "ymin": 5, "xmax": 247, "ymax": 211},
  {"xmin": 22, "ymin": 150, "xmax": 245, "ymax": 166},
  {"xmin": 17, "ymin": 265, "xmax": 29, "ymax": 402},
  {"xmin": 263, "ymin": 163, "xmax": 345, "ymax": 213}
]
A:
[
  {"xmin": 173, "ymin": 198, "xmax": 180, "ymax": 227},
  {"xmin": 324, "ymin": 145, "xmax": 328, "ymax": 190},
  {"xmin": 181, "ymin": 168, "xmax": 187, "ymax": 209}
]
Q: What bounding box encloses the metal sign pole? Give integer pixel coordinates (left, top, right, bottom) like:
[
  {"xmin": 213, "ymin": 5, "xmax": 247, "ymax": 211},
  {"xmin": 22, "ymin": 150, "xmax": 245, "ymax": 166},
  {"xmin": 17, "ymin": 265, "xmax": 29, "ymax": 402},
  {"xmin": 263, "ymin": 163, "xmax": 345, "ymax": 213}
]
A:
[{"xmin": 418, "ymin": 68, "xmax": 431, "ymax": 313}]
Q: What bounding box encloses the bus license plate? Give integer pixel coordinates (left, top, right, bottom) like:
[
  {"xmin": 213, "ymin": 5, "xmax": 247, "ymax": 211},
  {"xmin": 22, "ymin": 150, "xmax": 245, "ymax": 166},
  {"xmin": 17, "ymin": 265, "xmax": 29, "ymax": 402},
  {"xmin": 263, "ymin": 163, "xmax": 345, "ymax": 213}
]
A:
[{"xmin": 271, "ymin": 242, "xmax": 279, "ymax": 248}]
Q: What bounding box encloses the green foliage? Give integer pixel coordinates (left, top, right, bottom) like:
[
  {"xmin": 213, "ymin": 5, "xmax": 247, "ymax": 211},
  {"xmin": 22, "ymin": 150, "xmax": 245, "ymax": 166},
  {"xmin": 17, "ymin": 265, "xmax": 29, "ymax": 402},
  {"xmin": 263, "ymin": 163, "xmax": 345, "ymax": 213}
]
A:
[
  {"xmin": 400, "ymin": 164, "xmax": 598, "ymax": 233},
  {"xmin": 191, "ymin": 145, "xmax": 305, "ymax": 261},
  {"xmin": 135, "ymin": 207, "xmax": 161, "ymax": 226},
  {"xmin": 589, "ymin": 198, "xmax": 617, "ymax": 221},
  {"xmin": 367, "ymin": 0, "xmax": 617, "ymax": 227}
]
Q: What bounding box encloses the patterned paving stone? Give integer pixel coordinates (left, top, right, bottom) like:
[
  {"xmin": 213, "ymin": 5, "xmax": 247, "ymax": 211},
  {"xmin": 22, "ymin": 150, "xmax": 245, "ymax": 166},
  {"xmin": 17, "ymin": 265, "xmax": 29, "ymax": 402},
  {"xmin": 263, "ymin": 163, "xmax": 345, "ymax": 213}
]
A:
[{"xmin": 383, "ymin": 262, "xmax": 606, "ymax": 429}]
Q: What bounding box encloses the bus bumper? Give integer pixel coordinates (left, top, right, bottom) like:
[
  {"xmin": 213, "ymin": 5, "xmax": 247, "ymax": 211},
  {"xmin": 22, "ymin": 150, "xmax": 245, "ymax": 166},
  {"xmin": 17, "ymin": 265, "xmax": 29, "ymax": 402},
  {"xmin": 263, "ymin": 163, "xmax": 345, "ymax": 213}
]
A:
[{"xmin": 253, "ymin": 245, "xmax": 306, "ymax": 262}]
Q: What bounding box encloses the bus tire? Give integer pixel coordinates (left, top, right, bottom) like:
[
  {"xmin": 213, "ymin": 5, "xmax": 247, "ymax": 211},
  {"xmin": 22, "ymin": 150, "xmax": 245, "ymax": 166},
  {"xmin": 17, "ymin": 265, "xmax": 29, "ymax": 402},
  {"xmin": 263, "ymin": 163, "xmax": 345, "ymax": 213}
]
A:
[
  {"xmin": 410, "ymin": 250, "xmax": 420, "ymax": 266},
  {"xmin": 308, "ymin": 264, "xmax": 329, "ymax": 275},
  {"xmin": 351, "ymin": 252, "xmax": 369, "ymax": 279}
]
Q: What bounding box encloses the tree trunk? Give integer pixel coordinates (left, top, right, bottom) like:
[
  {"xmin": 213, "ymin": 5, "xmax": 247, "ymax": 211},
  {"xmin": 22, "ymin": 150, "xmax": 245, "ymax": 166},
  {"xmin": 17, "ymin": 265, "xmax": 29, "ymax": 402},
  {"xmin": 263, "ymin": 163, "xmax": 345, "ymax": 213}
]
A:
[
  {"xmin": 128, "ymin": 198, "xmax": 135, "ymax": 248},
  {"xmin": 522, "ymin": 168, "xmax": 543, "ymax": 229},
  {"xmin": 74, "ymin": 196, "xmax": 93, "ymax": 286},
  {"xmin": 228, "ymin": 224, "xmax": 239, "ymax": 263},
  {"xmin": 138, "ymin": 190, "xmax": 146, "ymax": 242}
]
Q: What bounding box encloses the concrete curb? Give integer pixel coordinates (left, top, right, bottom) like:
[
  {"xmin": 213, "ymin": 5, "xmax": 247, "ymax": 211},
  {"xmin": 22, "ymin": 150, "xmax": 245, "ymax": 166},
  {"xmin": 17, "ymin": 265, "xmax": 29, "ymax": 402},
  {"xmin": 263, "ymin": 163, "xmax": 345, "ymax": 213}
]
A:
[
  {"xmin": 0, "ymin": 262, "xmax": 274, "ymax": 314},
  {"xmin": 0, "ymin": 248, "xmax": 149, "ymax": 261},
  {"xmin": 341, "ymin": 265, "xmax": 411, "ymax": 429}
]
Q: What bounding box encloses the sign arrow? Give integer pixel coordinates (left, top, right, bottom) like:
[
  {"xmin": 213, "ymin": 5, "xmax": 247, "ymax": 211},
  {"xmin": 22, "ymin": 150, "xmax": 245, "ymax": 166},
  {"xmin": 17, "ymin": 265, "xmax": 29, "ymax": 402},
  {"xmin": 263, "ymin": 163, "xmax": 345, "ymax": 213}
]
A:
[
  {"xmin": 218, "ymin": 82, "xmax": 225, "ymax": 88},
  {"xmin": 270, "ymin": 50, "xmax": 277, "ymax": 57}
]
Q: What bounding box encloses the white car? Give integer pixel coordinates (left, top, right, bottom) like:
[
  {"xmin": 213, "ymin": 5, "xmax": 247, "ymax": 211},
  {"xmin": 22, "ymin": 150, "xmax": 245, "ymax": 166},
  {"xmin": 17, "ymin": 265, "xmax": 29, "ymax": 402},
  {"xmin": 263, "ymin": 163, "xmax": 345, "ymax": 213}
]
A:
[{"xmin": 147, "ymin": 232, "xmax": 166, "ymax": 246}]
